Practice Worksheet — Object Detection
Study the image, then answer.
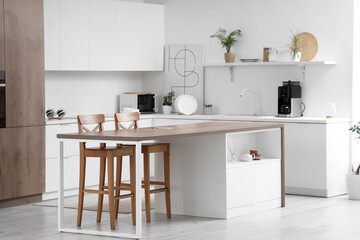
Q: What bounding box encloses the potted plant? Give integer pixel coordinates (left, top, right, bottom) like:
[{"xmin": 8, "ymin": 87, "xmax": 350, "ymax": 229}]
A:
[
  {"xmin": 348, "ymin": 123, "xmax": 360, "ymax": 200},
  {"xmin": 210, "ymin": 28, "xmax": 242, "ymax": 63},
  {"xmin": 162, "ymin": 91, "xmax": 175, "ymax": 114},
  {"xmin": 287, "ymin": 31, "xmax": 301, "ymax": 62}
]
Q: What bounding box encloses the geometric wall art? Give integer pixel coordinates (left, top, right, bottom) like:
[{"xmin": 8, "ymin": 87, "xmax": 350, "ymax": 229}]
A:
[{"xmin": 164, "ymin": 44, "xmax": 204, "ymax": 113}]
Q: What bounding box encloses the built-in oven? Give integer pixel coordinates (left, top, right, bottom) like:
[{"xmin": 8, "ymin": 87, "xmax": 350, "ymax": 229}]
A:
[{"xmin": 0, "ymin": 71, "xmax": 5, "ymax": 128}]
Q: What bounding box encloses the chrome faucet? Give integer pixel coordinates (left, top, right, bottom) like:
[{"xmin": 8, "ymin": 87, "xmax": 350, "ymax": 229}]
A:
[{"xmin": 240, "ymin": 89, "xmax": 257, "ymax": 116}]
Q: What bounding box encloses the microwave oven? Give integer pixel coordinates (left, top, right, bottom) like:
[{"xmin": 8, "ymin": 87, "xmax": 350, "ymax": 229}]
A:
[{"xmin": 119, "ymin": 93, "xmax": 159, "ymax": 113}]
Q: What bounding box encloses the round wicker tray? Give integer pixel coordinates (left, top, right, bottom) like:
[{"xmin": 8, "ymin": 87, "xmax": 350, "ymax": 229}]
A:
[{"xmin": 296, "ymin": 32, "xmax": 318, "ymax": 61}]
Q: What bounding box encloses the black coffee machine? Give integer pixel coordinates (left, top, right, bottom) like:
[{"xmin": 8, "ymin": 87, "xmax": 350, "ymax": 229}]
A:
[{"xmin": 278, "ymin": 81, "xmax": 303, "ymax": 117}]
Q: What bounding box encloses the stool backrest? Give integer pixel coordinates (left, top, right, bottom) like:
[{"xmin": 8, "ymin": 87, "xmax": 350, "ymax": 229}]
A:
[
  {"xmin": 77, "ymin": 114, "xmax": 106, "ymax": 133},
  {"xmin": 114, "ymin": 112, "xmax": 140, "ymax": 130}
]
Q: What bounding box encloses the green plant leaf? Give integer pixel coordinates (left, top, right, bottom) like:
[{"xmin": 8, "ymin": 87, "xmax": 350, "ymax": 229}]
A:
[{"xmin": 210, "ymin": 27, "xmax": 242, "ymax": 53}]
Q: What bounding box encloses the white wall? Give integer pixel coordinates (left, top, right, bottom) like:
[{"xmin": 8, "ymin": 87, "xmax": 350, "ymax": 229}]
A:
[
  {"xmin": 352, "ymin": 0, "xmax": 360, "ymax": 168},
  {"xmin": 45, "ymin": 71, "xmax": 143, "ymax": 116},
  {"xmin": 143, "ymin": 0, "xmax": 354, "ymax": 117}
]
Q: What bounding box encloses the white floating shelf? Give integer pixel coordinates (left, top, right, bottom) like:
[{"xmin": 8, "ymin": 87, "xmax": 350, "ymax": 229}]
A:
[
  {"xmin": 202, "ymin": 60, "xmax": 336, "ymax": 67},
  {"xmin": 200, "ymin": 61, "xmax": 336, "ymax": 81}
]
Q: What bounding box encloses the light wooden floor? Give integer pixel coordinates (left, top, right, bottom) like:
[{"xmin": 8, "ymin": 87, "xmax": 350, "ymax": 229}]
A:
[{"xmin": 1, "ymin": 195, "xmax": 360, "ymax": 240}]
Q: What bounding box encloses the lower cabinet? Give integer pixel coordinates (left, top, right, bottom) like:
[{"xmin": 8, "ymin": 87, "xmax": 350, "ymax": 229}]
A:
[
  {"xmin": 46, "ymin": 155, "xmax": 108, "ymax": 193},
  {"xmin": 226, "ymin": 159, "xmax": 281, "ymax": 217},
  {"xmin": 284, "ymin": 122, "xmax": 349, "ymax": 197},
  {"xmin": 0, "ymin": 126, "xmax": 45, "ymax": 201}
]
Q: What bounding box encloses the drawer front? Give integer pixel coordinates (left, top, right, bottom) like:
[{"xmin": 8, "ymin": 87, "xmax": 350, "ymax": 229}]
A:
[{"xmin": 46, "ymin": 124, "xmax": 79, "ymax": 159}]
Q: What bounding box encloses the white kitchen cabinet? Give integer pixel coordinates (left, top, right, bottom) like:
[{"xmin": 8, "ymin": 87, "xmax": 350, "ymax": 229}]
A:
[
  {"xmin": 44, "ymin": 0, "xmax": 165, "ymax": 71},
  {"xmin": 284, "ymin": 122, "xmax": 349, "ymax": 197},
  {"xmin": 116, "ymin": 1, "xmax": 165, "ymax": 71},
  {"xmin": 89, "ymin": 0, "xmax": 117, "ymax": 71},
  {"xmin": 43, "ymin": 0, "xmax": 61, "ymax": 70},
  {"xmin": 227, "ymin": 160, "xmax": 281, "ymax": 214},
  {"xmin": 46, "ymin": 155, "xmax": 102, "ymax": 194},
  {"xmin": 46, "ymin": 123, "xmax": 79, "ymax": 159},
  {"xmin": 60, "ymin": 0, "xmax": 89, "ymax": 70}
]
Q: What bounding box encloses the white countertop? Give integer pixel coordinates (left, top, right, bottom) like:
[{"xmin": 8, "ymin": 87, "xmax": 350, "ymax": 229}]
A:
[{"xmin": 46, "ymin": 113, "xmax": 350, "ymax": 125}]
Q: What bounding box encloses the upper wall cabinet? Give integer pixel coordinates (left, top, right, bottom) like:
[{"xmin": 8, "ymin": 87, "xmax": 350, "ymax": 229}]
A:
[
  {"xmin": 44, "ymin": 0, "xmax": 60, "ymax": 70},
  {"xmin": 89, "ymin": 0, "xmax": 117, "ymax": 71},
  {"xmin": 116, "ymin": 1, "xmax": 165, "ymax": 71},
  {"xmin": 60, "ymin": 0, "xmax": 90, "ymax": 71},
  {"xmin": 44, "ymin": 0, "xmax": 165, "ymax": 71}
]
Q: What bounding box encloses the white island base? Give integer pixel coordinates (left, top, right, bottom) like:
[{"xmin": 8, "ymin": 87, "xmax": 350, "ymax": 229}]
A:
[{"xmin": 154, "ymin": 129, "xmax": 283, "ymax": 219}]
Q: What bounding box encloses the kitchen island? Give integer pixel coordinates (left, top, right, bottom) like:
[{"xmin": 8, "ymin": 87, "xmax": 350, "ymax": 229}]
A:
[
  {"xmin": 57, "ymin": 121, "xmax": 284, "ymax": 238},
  {"xmin": 46, "ymin": 114, "xmax": 349, "ymax": 200}
]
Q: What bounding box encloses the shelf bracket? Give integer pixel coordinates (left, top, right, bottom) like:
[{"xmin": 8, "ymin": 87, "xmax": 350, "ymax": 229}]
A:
[
  {"xmin": 229, "ymin": 66, "xmax": 234, "ymax": 82},
  {"xmin": 300, "ymin": 65, "xmax": 307, "ymax": 81}
]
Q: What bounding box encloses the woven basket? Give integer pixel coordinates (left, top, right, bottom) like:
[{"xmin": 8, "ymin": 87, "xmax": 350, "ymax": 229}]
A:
[{"xmin": 296, "ymin": 32, "xmax": 318, "ymax": 61}]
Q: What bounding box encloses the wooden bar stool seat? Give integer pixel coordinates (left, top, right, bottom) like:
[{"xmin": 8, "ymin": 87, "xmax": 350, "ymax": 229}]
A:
[
  {"xmin": 114, "ymin": 112, "xmax": 171, "ymax": 222},
  {"xmin": 76, "ymin": 114, "xmax": 137, "ymax": 230}
]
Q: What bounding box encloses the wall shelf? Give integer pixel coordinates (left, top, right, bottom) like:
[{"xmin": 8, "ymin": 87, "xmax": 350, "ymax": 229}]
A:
[{"xmin": 201, "ymin": 61, "xmax": 336, "ymax": 81}]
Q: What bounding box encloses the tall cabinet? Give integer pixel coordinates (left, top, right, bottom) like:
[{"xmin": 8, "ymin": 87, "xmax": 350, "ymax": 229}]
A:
[{"xmin": 0, "ymin": 0, "xmax": 45, "ymax": 206}]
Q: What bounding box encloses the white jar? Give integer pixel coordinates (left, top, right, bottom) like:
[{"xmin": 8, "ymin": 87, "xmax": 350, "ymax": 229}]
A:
[{"xmin": 269, "ymin": 49, "xmax": 278, "ymax": 62}]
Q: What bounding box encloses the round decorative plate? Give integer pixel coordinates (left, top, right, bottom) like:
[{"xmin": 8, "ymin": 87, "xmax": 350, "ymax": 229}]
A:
[
  {"xmin": 175, "ymin": 95, "xmax": 198, "ymax": 115},
  {"xmin": 296, "ymin": 32, "xmax": 318, "ymax": 61}
]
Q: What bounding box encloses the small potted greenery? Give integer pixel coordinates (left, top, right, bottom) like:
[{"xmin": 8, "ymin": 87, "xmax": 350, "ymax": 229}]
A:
[
  {"xmin": 210, "ymin": 28, "xmax": 242, "ymax": 63},
  {"xmin": 348, "ymin": 123, "xmax": 360, "ymax": 200},
  {"xmin": 288, "ymin": 31, "xmax": 301, "ymax": 62},
  {"xmin": 162, "ymin": 91, "xmax": 175, "ymax": 114}
]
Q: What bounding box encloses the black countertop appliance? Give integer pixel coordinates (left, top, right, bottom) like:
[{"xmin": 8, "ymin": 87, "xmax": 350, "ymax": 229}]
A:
[{"xmin": 278, "ymin": 81, "xmax": 303, "ymax": 117}]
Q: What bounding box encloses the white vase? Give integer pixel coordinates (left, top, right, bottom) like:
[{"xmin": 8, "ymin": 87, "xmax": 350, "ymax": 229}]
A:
[
  {"xmin": 162, "ymin": 105, "xmax": 172, "ymax": 114},
  {"xmin": 291, "ymin": 52, "xmax": 302, "ymax": 62},
  {"xmin": 346, "ymin": 174, "xmax": 360, "ymax": 200}
]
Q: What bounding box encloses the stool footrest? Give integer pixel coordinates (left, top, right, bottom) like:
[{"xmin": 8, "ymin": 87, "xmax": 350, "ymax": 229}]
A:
[
  {"xmin": 103, "ymin": 185, "xmax": 132, "ymax": 191},
  {"xmin": 150, "ymin": 188, "xmax": 168, "ymax": 194},
  {"xmin": 143, "ymin": 180, "xmax": 166, "ymax": 186},
  {"xmin": 83, "ymin": 189, "xmax": 108, "ymax": 194},
  {"xmin": 114, "ymin": 193, "xmax": 134, "ymax": 200}
]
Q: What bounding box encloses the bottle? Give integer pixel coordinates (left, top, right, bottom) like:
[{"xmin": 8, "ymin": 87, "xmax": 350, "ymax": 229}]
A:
[
  {"xmin": 263, "ymin": 47, "xmax": 271, "ymax": 62},
  {"xmin": 204, "ymin": 104, "xmax": 213, "ymax": 115}
]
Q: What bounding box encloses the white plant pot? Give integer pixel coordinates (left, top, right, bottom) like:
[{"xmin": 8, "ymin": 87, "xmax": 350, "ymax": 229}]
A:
[
  {"xmin": 291, "ymin": 52, "xmax": 302, "ymax": 62},
  {"xmin": 162, "ymin": 105, "xmax": 172, "ymax": 114},
  {"xmin": 346, "ymin": 174, "xmax": 360, "ymax": 200}
]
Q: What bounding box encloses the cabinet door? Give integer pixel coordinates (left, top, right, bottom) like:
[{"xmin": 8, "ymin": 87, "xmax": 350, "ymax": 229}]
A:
[
  {"xmin": 44, "ymin": 0, "xmax": 61, "ymax": 70},
  {"xmin": 0, "ymin": 0, "xmax": 4, "ymax": 71},
  {"xmin": 255, "ymin": 161, "xmax": 281, "ymax": 202},
  {"xmin": 89, "ymin": 0, "xmax": 117, "ymax": 71},
  {"xmin": 116, "ymin": 1, "xmax": 165, "ymax": 71},
  {"xmin": 227, "ymin": 166, "xmax": 255, "ymax": 208},
  {"xmin": 60, "ymin": 0, "xmax": 89, "ymax": 70},
  {"xmin": 46, "ymin": 124, "xmax": 79, "ymax": 159},
  {"xmin": 284, "ymin": 123, "xmax": 326, "ymax": 191},
  {"xmin": 0, "ymin": 126, "xmax": 45, "ymax": 200},
  {"xmin": 4, "ymin": 0, "xmax": 45, "ymax": 127}
]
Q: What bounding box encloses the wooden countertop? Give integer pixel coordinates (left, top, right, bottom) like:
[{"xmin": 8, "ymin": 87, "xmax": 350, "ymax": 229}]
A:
[{"xmin": 57, "ymin": 121, "xmax": 284, "ymax": 141}]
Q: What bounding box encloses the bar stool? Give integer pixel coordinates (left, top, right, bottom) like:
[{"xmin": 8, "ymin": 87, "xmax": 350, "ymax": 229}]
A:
[
  {"xmin": 76, "ymin": 114, "xmax": 136, "ymax": 230},
  {"xmin": 114, "ymin": 112, "xmax": 171, "ymax": 222}
]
